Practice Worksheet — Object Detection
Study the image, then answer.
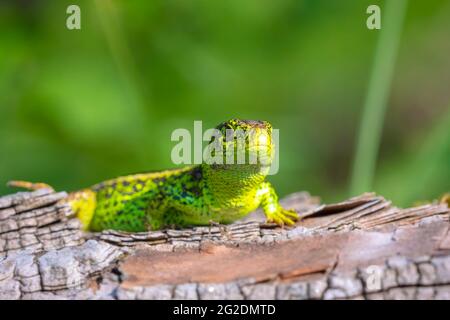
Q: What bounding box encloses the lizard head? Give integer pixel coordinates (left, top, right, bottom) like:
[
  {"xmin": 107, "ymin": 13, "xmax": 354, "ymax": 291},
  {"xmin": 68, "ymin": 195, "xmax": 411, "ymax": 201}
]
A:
[{"xmin": 206, "ymin": 119, "xmax": 274, "ymax": 173}]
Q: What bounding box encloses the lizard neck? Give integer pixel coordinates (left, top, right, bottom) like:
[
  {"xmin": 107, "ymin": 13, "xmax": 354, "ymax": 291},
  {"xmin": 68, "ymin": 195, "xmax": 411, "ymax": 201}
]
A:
[{"xmin": 202, "ymin": 164, "xmax": 268, "ymax": 201}]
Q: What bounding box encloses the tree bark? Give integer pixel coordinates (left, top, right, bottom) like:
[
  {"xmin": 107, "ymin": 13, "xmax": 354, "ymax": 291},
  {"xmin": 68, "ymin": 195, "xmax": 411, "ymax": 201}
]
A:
[{"xmin": 0, "ymin": 189, "xmax": 449, "ymax": 299}]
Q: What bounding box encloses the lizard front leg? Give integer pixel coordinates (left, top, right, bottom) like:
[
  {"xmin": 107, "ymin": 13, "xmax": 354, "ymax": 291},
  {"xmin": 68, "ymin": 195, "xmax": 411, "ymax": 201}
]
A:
[{"xmin": 257, "ymin": 182, "xmax": 299, "ymax": 226}]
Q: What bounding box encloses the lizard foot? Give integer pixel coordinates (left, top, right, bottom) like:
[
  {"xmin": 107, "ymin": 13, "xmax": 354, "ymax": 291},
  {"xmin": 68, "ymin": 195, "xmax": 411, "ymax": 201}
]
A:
[{"xmin": 266, "ymin": 208, "xmax": 299, "ymax": 227}]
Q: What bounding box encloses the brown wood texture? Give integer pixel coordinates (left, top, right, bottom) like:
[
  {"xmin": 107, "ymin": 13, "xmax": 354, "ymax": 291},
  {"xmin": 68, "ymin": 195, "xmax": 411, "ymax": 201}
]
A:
[{"xmin": 0, "ymin": 189, "xmax": 449, "ymax": 299}]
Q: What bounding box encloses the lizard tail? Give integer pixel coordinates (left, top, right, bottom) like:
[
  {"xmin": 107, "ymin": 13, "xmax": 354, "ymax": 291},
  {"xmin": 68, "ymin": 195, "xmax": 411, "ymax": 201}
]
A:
[
  {"xmin": 7, "ymin": 180, "xmax": 55, "ymax": 191},
  {"xmin": 7, "ymin": 180, "xmax": 96, "ymax": 231}
]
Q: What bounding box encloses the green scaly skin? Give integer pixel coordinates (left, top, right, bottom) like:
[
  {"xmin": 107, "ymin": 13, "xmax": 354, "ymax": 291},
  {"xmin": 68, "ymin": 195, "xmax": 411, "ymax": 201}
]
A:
[{"xmin": 11, "ymin": 119, "xmax": 299, "ymax": 231}]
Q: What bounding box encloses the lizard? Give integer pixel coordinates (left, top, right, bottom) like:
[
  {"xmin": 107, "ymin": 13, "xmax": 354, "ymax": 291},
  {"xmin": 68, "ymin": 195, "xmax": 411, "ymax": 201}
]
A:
[{"xmin": 8, "ymin": 119, "xmax": 299, "ymax": 232}]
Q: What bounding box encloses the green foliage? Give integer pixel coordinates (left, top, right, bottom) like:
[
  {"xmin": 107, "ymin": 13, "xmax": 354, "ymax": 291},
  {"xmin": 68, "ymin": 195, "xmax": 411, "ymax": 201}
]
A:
[
  {"xmin": 0, "ymin": 0, "xmax": 449, "ymax": 206},
  {"xmin": 350, "ymin": 0, "xmax": 408, "ymax": 195}
]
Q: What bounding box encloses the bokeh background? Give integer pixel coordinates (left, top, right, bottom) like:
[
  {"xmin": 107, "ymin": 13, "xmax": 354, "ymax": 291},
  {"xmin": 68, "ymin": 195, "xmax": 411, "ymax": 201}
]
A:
[{"xmin": 0, "ymin": 0, "xmax": 449, "ymax": 206}]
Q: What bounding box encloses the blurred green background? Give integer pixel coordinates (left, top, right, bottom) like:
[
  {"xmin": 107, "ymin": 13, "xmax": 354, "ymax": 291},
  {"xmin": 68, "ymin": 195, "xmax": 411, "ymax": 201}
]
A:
[{"xmin": 0, "ymin": 0, "xmax": 449, "ymax": 206}]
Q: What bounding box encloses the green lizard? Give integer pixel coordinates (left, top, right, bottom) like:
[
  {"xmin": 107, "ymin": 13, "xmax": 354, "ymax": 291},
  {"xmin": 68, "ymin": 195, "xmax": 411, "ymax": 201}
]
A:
[{"xmin": 9, "ymin": 119, "xmax": 298, "ymax": 232}]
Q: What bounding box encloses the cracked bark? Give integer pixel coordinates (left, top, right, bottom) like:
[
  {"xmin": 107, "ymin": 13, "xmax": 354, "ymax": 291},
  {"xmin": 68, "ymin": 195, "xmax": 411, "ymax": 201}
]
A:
[{"xmin": 0, "ymin": 189, "xmax": 449, "ymax": 300}]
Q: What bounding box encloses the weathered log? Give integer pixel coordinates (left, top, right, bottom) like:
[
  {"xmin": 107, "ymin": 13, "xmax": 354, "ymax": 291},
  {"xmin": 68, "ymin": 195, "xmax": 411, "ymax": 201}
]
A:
[
  {"xmin": 0, "ymin": 189, "xmax": 83, "ymax": 255},
  {"xmin": 0, "ymin": 189, "xmax": 449, "ymax": 300}
]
